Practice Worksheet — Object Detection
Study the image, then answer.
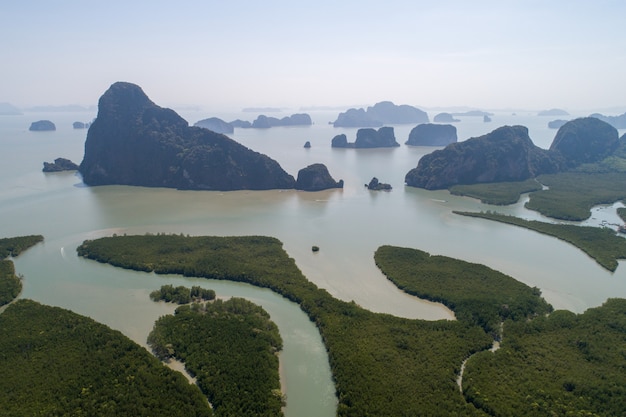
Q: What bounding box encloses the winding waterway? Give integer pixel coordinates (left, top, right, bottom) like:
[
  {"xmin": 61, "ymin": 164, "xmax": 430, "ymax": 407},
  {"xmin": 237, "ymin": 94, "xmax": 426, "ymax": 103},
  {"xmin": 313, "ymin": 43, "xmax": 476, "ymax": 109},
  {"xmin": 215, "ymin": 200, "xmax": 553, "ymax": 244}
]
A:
[{"xmin": 2, "ymin": 108, "xmax": 626, "ymax": 416}]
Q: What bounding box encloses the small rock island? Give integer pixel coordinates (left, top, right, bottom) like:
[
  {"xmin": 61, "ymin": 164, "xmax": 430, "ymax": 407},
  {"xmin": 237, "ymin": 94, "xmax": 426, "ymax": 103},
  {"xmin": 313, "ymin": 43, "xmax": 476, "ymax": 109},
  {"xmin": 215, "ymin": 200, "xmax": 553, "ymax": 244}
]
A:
[
  {"xmin": 295, "ymin": 163, "xmax": 343, "ymax": 191},
  {"xmin": 367, "ymin": 177, "xmax": 392, "ymax": 191},
  {"xmin": 43, "ymin": 158, "xmax": 79, "ymax": 172},
  {"xmin": 29, "ymin": 120, "xmax": 56, "ymax": 131}
]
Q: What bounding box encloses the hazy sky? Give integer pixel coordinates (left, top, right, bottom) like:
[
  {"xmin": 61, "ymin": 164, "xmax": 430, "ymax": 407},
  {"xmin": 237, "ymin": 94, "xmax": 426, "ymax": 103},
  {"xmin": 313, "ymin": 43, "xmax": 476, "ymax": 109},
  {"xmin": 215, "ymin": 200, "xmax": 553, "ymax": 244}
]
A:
[{"xmin": 2, "ymin": 1, "xmax": 625, "ymax": 112}]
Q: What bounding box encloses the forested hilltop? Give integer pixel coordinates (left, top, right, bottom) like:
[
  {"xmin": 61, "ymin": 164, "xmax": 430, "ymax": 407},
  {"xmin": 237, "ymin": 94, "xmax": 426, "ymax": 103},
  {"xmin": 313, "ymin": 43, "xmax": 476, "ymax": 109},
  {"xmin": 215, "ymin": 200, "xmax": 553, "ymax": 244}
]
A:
[{"xmin": 76, "ymin": 233, "xmax": 626, "ymax": 416}]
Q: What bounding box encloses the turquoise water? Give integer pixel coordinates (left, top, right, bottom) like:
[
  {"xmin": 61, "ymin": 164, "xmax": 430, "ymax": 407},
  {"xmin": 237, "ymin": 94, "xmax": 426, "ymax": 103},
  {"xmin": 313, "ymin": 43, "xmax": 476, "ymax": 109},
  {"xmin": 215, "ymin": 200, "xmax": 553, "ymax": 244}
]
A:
[{"xmin": 3, "ymin": 109, "xmax": 626, "ymax": 416}]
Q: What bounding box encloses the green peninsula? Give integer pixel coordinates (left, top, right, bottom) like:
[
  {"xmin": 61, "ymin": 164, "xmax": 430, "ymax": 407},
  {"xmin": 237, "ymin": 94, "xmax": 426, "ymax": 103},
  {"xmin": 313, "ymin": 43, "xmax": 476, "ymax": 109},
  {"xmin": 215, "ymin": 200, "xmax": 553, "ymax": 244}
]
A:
[
  {"xmin": 0, "ymin": 235, "xmax": 43, "ymax": 306},
  {"xmin": 455, "ymin": 211, "xmax": 626, "ymax": 271}
]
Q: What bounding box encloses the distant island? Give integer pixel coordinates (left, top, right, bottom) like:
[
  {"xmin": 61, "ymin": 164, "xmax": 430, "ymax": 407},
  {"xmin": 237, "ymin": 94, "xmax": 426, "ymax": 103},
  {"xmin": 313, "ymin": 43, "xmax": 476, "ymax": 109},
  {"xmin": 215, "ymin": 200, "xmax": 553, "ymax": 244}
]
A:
[
  {"xmin": 0, "ymin": 102, "xmax": 21, "ymax": 115},
  {"xmin": 194, "ymin": 113, "xmax": 312, "ymax": 133},
  {"xmin": 29, "ymin": 120, "xmax": 56, "ymax": 131},
  {"xmin": 79, "ymin": 82, "xmax": 296, "ymax": 191},
  {"xmin": 73, "ymin": 121, "xmax": 91, "ymax": 129},
  {"xmin": 590, "ymin": 111, "xmax": 626, "ymax": 129},
  {"xmin": 548, "ymin": 119, "xmax": 568, "ymax": 129},
  {"xmin": 405, "ymin": 118, "xmax": 618, "ymax": 189},
  {"xmin": 333, "ymin": 101, "xmax": 429, "ymax": 127},
  {"xmin": 405, "ymin": 123, "xmax": 457, "ymax": 146},
  {"xmin": 331, "ymin": 127, "xmax": 400, "ymax": 148},
  {"xmin": 433, "ymin": 112, "xmax": 460, "ymax": 123},
  {"xmin": 538, "ymin": 108, "xmax": 569, "ymax": 116},
  {"xmin": 450, "ymin": 110, "xmax": 493, "ymax": 117},
  {"xmin": 193, "ymin": 117, "xmax": 234, "ymax": 134}
]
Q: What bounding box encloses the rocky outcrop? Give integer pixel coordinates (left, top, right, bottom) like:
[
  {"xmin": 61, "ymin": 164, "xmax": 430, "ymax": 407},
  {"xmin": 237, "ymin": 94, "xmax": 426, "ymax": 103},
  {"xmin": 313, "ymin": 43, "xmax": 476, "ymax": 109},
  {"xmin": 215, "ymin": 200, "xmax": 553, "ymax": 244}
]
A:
[
  {"xmin": 295, "ymin": 163, "xmax": 343, "ymax": 191},
  {"xmin": 589, "ymin": 112, "xmax": 626, "ymax": 129},
  {"xmin": 367, "ymin": 177, "xmax": 392, "ymax": 191},
  {"xmin": 405, "ymin": 124, "xmax": 457, "ymax": 146},
  {"xmin": 549, "ymin": 117, "xmax": 619, "ymax": 168},
  {"xmin": 29, "ymin": 120, "xmax": 56, "ymax": 131},
  {"xmin": 43, "ymin": 158, "xmax": 79, "ymax": 172},
  {"xmin": 433, "ymin": 113, "xmax": 459, "ymax": 123},
  {"xmin": 194, "ymin": 117, "xmax": 234, "ymax": 134},
  {"xmin": 332, "ymin": 127, "xmax": 399, "ymax": 148},
  {"xmin": 333, "ymin": 101, "xmax": 428, "ymax": 127},
  {"xmin": 79, "ymin": 82, "xmax": 295, "ymax": 190},
  {"xmin": 405, "ymin": 125, "xmax": 560, "ymax": 189}
]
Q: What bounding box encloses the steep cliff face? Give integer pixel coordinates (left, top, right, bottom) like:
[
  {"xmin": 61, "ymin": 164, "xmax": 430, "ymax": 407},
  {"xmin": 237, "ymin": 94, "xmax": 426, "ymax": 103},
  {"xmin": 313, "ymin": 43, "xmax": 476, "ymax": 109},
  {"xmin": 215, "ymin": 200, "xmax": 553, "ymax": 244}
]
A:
[
  {"xmin": 79, "ymin": 82, "xmax": 295, "ymax": 190},
  {"xmin": 405, "ymin": 126, "xmax": 560, "ymax": 189}
]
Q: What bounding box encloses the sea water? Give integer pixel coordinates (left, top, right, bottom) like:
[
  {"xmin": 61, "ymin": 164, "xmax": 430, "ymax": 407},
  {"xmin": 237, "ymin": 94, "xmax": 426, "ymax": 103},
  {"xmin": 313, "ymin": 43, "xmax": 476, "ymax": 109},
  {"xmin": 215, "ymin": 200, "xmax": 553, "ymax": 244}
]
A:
[{"xmin": 2, "ymin": 108, "xmax": 626, "ymax": 417}]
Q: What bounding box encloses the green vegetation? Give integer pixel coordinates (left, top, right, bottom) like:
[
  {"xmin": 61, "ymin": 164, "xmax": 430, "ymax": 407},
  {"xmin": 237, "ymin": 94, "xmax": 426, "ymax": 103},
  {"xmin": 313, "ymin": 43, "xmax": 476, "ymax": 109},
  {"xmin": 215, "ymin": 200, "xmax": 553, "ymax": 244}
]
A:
[
  {"xmin": 148, "ymin": 297, "xmax": 284, "ymax": 417},
  {"xmin": 374, "ymin": 245, "xmax": 552, "ymax": 335},
  {"xmin": 449, "ymin": 178, "xmax": 542, "ymax": 205},
  {"xmin": 78, "ymin": 234, "xmax": 494, "ymax": 416},
  {"xmin": 526, "ymin": 172, "xmax": 626, "ymax": 220},
  {"xmin": 150, "ymin": 284, "xmax": 215, "ymax": 304},
  {"xmin": 0, "ymin": 299, "xmax": 212, "ymax": 417},
  {"xmin": 455, "ymin": 211, "xmax": 626, "ymax": 271},
  {"xmin": 0, "ymin": 235, "xmax": 44, "ymax": 306},
  {"xmin": 0, "ymin": 260, "xmax": 21, "ymax": 306},
  {"xmin": 76, "ymin": 234, "xmax": 626, "ymax": 416},
  {"xmin": 0, "ymin": 235, "xmax": 44, "ymax": 258},
  {"xmin": 463, "ymin": 298, "xmax": 626, "ymax": 416}
]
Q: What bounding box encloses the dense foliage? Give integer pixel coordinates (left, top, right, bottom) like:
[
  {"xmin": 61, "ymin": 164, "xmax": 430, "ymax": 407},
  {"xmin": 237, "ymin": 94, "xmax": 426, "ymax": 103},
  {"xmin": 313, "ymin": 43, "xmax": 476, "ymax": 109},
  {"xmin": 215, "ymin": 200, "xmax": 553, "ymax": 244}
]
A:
[
  {"xmin": 463, "ymin": 298, "xmax": 626, "ymax": 416},
  {"xmin": 455, "ymin": 211, "xmax": 626, "ymax": 271},
  {"xmin": 0, "ymin": 235, "xmax": 44, "ymax": 306},
  {"xmin": 148, "ymin": 297, "xmax": 284, "ymax": 417},
  {"xmin": 0, "ymin": 260, "xmax": 21, "ymax": 306},
  {"xmin": 150, "ymin": 284, "xmax": 216, "ymax": 304},
  {"xmin": 526, "ymin": 172, "xmax": 626, "ymax": 220},
  {"xmin": 77, "ymin": 234, "xmax": 493, "ymax": 416},
  {"xmin": 374, "ymin": 245, "xmax": 552, "ymax": 335},
  {"xmin": 0, "ymin": 235, "xmax": 44, "ymax": 258},
  {"xmin": 0, "ymin": 299, "xmax": 212, "ymax": 417},
  {"xmin": 449, "ymin": 178, "xmax": 543, "ymax": 205}
]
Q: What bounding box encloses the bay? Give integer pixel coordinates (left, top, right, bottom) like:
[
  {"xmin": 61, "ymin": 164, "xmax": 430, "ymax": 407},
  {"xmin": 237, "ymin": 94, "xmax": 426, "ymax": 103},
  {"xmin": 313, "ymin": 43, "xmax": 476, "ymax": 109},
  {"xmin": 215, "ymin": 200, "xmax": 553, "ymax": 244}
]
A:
[{"xmin": 3, "ymin": 108, "xmax": 626, "ymax": 416}]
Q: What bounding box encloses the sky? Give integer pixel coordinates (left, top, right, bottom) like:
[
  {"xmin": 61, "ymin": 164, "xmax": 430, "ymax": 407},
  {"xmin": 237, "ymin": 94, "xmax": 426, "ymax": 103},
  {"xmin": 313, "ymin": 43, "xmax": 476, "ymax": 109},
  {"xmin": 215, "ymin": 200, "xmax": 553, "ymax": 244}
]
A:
[{"xmin": 2, "ymin": 0, "xmax": 625, "ymax": 113}]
